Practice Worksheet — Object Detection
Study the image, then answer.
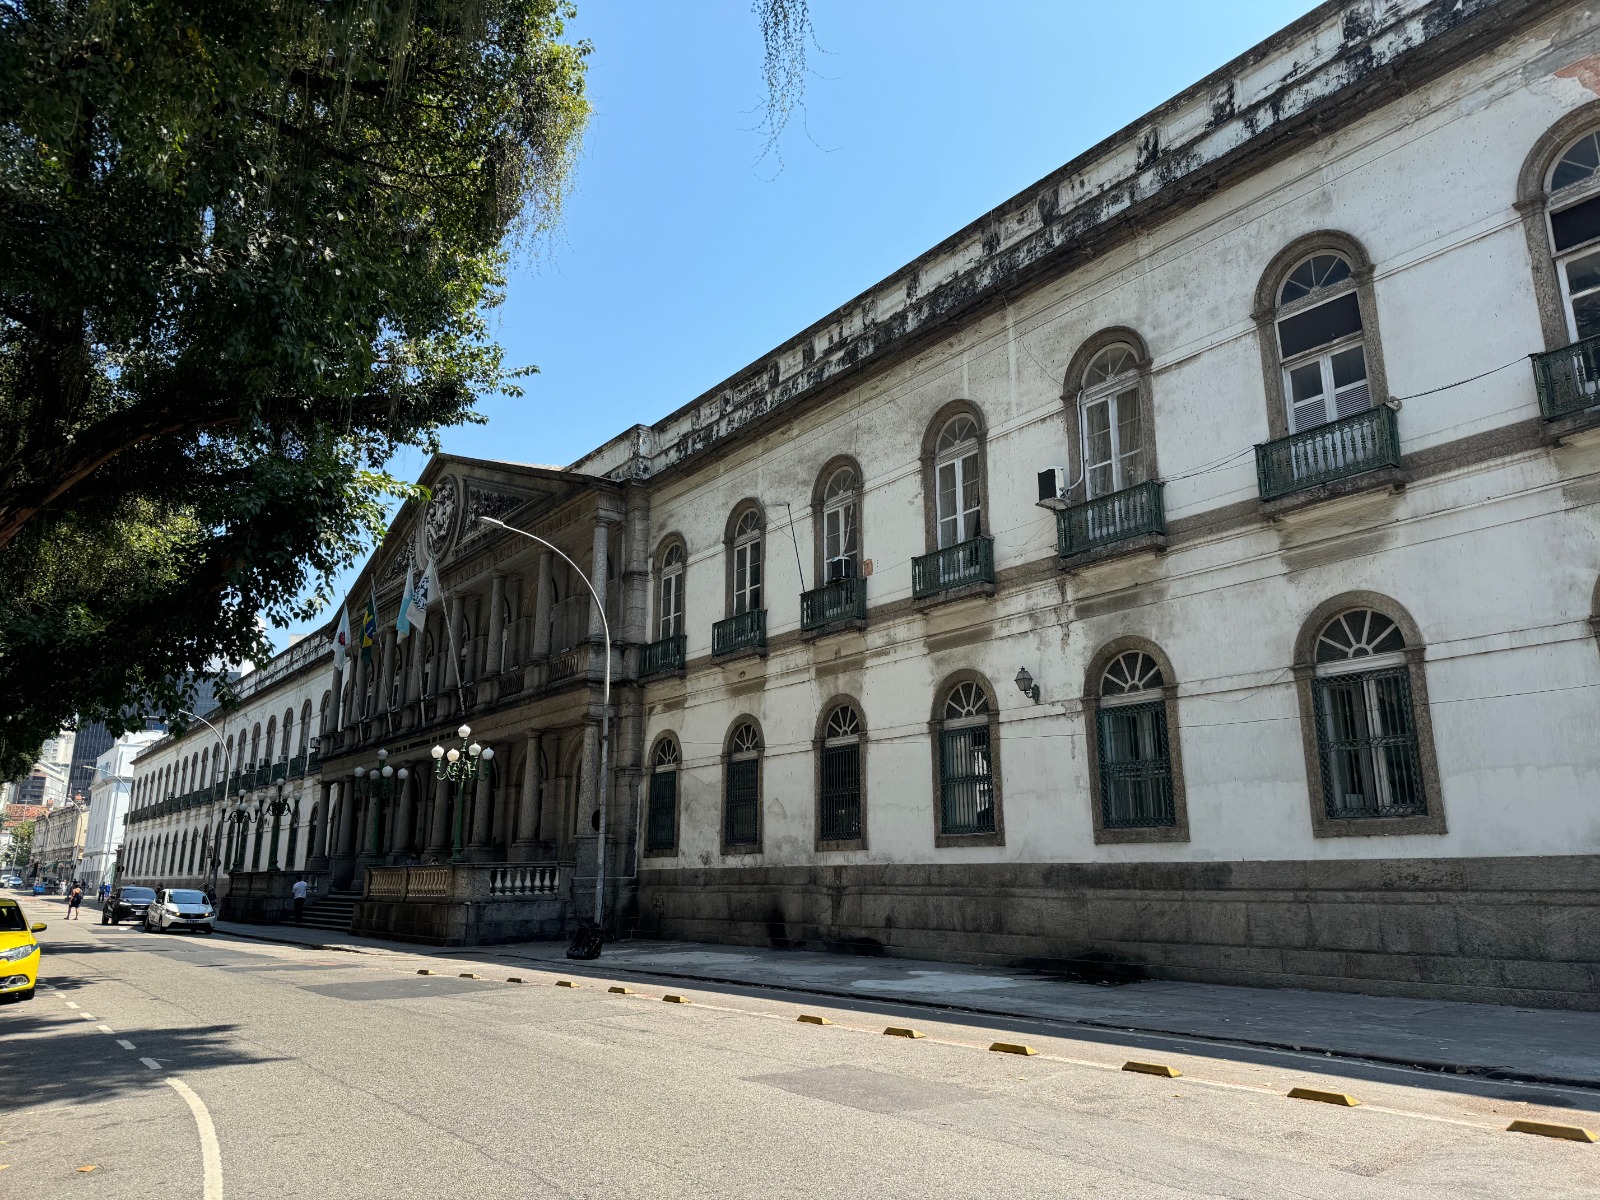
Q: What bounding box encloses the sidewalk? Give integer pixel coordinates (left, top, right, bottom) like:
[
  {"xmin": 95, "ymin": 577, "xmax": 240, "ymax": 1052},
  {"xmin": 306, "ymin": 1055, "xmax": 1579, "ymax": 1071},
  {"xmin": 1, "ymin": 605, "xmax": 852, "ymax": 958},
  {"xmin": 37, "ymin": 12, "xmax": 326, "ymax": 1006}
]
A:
[{"xmin": 207, "ymin": 916, "xmax": 1600, "ymax": 1090}]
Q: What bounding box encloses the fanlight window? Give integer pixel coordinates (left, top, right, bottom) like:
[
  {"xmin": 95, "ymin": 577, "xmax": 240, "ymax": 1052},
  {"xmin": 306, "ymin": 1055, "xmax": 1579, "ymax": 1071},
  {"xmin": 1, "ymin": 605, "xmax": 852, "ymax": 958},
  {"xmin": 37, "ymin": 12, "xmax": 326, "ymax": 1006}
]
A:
[
  {"xmin": 1095, "ymin": 651, "xmax": 1174, "ymax": 828},
  {"xmin": 1315, "ymin": 609, "xmax": 1405, "ymax": 662},
  {"xmin": 937, "ymin": 681, "xmax": 994, "ymax": 836},
  {"xmin": 1080, "ymin": 345, "xmax": 1145, "ymax": 498},
  {"xmin": 659, "ymin": 544, "xmax": 685, "ymax": 639},
  {"xmin": 724, "ymin": 722, "xmax": 762, "ymax": 848},
  {"xmin": 1545, "ymin": 129, "xmax": 1600, "ymax": 341},
  {"xmin": 934, "ymin": 416, "xmax": 982, "ymax": 549},
  {"xmin": 732, "ymin": 510, "xmax": 763, "ymax": 617},
  {"xmin": 646, "ymin": 737, "xmax": 680, "ymax": 852},
  {"xmin": 822, "ymin": 467, "xmax": 860, "ymax": 581},
  {"xmin": 1100, "ymin": 651, "xmax": 1164, "ymax": 697},
  {"xmin": 819, "ymin": 703, "xmax": 864, "ymax": 842},
  {"xmin": 1275, "ymin": 253, "xmax": 1369, "ymax": 433},
  {"xmin": 1310, "ymin": 609, "xmax": 1424, "ymax": 820}
]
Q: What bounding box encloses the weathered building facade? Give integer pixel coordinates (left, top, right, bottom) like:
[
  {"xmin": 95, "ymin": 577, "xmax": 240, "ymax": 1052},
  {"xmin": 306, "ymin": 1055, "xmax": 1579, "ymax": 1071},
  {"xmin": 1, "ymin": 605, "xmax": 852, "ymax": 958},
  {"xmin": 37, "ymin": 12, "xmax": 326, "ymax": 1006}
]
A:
[{"xmin": 325, "ymin": 0, "xmax": 1600, "ymax": 1007}]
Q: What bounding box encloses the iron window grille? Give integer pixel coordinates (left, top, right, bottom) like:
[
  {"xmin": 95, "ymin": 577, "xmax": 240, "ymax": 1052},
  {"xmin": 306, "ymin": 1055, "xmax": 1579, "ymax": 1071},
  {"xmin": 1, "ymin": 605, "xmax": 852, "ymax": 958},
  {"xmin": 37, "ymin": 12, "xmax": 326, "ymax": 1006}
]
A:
[
  {"xmin": 1312, "ymin": 666, "xmax": 1426, "ymax": 819},
  {"xmin": 937, "ymin": 681, "xmax": 995, "ymax": 836},
  {"xmin": 723, "ymin": 723, "xmax": 761, "ymax": 848},
  {"xmin": 818, "ymin": 705, "xmax": 863, "ymax": 842},
  {"xmin": 646, "ymin": 772, "xmax": 678, "ymax": 851}
]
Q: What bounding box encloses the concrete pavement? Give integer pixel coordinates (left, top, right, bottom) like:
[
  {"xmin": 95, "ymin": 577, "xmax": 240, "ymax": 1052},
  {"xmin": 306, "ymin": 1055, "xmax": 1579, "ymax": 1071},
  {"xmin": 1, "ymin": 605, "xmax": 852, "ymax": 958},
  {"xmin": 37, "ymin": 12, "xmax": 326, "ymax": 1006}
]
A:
[
  {"xmin": 202, "ymin": 909, "xmax": 1600, "ymax": 1089},
  {"xmin": 4, "ymin": 899, "xmax": 1597, "ymax": 1198}
]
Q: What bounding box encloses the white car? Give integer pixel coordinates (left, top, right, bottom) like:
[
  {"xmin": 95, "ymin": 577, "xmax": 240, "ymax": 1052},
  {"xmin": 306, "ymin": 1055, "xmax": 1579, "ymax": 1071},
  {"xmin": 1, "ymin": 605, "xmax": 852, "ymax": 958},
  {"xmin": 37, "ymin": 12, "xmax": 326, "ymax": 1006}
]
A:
[{"xmin": 143, "ymin": 888, "xmax": 215, "ymax": 935}]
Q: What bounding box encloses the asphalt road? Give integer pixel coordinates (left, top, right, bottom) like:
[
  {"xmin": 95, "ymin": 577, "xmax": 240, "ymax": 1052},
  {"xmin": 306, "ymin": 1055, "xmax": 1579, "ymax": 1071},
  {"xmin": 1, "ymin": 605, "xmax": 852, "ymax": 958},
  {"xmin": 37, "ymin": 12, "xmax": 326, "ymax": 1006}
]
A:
[{"xmin": 3, "ymin": 900, "xmax": 1597, "ymax": 1199}]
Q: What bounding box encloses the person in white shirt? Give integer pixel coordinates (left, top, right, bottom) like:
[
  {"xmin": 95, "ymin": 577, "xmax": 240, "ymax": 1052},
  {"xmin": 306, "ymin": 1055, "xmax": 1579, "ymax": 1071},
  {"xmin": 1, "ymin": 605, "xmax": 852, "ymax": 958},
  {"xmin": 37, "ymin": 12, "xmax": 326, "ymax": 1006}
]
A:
[{"xmin": 291, "ymin": 877, "xmax": 309, "ymax": 925}]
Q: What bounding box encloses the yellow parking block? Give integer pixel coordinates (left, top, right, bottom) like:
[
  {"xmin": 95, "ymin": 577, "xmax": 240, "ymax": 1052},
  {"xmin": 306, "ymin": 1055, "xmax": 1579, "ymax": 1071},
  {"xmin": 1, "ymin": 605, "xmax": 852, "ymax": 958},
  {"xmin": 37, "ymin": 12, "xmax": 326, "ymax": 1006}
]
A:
[
  {"xmin": 459, "ymin": 973, "xmax": 482, "ymax": 979},
  {"xmin": 1506, "ymin": 1120, "xmax": 1598, "ymax": 1143},
  {"xmin": 662, "ymin": 994, "xmax": 691, "ymax": 1004},
  {"xmin": 797, "ymin": 1014, "xmax": 832, "ymax": 1025},
  {"xmin": 1122, "ymin": 1061, "xmax": 1183, "ymax": 1078},
  {"xmin": 883, "ymin": 1027, "xmax": 924, "ymax": 1039},
  {"xmin": 556, "ymin": 980, "xmax": 579, "ymax": 988},
  {"xmin": 608, "ymin": 986, "xmax": 635, "ymax": 995},
  {"xmin": 1288, "ymin": 1087, "xmax": 1360, "ymax": 1107},
  {"xmin": 989, "ymin": 1042, "xmax": 1037, "ymax": 1056}
]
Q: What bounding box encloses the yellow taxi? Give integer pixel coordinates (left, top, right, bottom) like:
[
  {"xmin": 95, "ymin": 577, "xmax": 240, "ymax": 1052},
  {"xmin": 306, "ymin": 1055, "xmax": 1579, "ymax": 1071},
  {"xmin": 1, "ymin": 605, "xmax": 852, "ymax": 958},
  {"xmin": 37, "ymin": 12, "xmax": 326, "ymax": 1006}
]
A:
[{"xmin": 0, "ymin": 897, "xmax": 45, "ymax": 1002}]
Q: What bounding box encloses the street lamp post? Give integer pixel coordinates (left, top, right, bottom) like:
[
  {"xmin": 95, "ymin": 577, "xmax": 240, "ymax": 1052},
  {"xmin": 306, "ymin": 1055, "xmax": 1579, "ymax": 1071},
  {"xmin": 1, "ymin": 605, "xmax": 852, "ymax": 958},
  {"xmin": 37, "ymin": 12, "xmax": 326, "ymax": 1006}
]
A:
[
  {"xmin": 355, "ymin": 748, "xmax": 408, "ymax": 863},
  {"xmin": 265, "ymin": 782, "xmax": 292, "ymax": 870},
  {"xmin": 477, "ymin": 515, "xmax": 613, "ymax": 948},
  {"xmin": 180, "ymin": 708, "xmax": 232, "ymax": 891},
  {"xmin": 429, "ymin": 727, "xmax": 491, "ymax": 862}
]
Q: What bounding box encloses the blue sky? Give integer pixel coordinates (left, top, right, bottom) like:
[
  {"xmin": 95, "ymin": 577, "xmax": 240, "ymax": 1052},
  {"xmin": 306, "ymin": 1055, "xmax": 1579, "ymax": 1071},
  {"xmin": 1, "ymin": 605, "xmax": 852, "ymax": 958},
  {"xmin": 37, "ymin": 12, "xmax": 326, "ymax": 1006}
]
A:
[{"xmin": 274, "ymin": 0, "xmax": 1317, "ymax": 648}]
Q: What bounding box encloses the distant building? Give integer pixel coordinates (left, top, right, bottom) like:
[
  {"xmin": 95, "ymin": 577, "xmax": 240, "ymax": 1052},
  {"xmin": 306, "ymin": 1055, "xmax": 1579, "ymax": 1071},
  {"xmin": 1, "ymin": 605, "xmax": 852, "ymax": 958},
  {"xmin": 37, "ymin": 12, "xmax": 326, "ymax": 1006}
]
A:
[
  {"xmin": 67, "ymin": 722, "xmax": 115, "ymax": 807},
  {"xmin": 82, "ymin": 731, "xmax": 164, "ymax": 889},
  {"xmin": 12, "ymin": 761, "xmax": 68, "ymax": 808},
  {"xmin": 29, "ymin": 799, "xmax": 89, "ymax": 883}
]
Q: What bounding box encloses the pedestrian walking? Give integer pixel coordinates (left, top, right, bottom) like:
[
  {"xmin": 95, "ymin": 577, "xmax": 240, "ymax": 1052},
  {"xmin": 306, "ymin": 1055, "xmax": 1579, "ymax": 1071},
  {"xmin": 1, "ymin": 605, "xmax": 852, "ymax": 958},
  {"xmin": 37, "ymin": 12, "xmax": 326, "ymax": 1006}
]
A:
[
  {"xmin": 99, "ymin": 882, "xmax": 110, "ymax": 906},
  {"xmin": 291, "ymin": 876, "xmax": 308, "ymax": 925},
  {"xmin": 67, "ymin": 882, "xmax": 84, "ymax": 920}
]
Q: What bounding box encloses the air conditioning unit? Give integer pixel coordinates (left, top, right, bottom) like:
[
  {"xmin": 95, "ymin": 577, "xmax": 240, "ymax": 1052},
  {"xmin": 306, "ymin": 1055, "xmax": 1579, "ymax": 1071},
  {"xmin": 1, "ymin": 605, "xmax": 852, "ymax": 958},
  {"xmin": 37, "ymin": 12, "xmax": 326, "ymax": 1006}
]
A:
[{"xmin": 1036, "ymin": 467, "xmax": 1068, "ymax": 511}]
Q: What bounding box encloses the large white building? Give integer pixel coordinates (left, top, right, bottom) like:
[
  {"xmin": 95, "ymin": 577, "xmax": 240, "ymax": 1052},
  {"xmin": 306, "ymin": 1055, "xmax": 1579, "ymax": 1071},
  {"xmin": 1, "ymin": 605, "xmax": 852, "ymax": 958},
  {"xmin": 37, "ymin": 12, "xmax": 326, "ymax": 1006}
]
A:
[
  {"xmin": 124, "ymin": 636, "xmax": 336, "ymax": 897},
  {"xmin": 311, "ymin": 0, "xmax": 1600, "ymax": 1007}
]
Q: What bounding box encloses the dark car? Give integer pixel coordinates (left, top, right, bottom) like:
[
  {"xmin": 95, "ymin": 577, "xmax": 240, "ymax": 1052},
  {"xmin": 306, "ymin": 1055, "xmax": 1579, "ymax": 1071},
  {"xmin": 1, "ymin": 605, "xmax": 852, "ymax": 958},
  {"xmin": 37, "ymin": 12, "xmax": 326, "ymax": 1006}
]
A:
[{"xmin": 101, "ymin": 886, "xmax": 157, "ymax": 926}]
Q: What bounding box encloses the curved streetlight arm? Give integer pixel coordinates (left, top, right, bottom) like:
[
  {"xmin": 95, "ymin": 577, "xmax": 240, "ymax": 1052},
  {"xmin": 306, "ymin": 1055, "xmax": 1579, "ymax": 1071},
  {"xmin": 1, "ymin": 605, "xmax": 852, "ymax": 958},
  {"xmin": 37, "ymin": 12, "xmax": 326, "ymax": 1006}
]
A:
[
  {"xmin": 180, "ymin": 708, "xmax": 231, "ymax": 887},
  {"xmin": 479, "ymin": 515, "xmax": 613, "ymax": 935}
]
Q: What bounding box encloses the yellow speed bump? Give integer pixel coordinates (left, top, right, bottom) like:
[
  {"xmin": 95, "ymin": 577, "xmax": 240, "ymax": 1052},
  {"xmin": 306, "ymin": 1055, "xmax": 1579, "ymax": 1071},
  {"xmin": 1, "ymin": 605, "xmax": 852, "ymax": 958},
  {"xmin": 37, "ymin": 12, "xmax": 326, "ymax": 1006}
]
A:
[
  {"xmin": 416, "ymin": 969, "xmax": 436, "ymax": 975},
  {"xmin": 1288, "ymin": 1087, "xmax": 1360, "ymax": 1107},
  {"xmin": 608, "ymin": 986, "xmax": 636, "ymax": 995},
  {"xmin": 989, "ymin": 1042, "xmax": 1037, "ymax": 1056},
  {"xmin": 797, "ymin": 1014, "xmax": 832, "ymax": 1025},
  {"xmin": 883, "ymin": 1027, "xmax": 925, "ymax": 1039},
  {"xmin": 662, "ymin": 994, "xmax": 691, "ymax": 1004},
  {"xmin": 1507, "ymin": 1119, "xmax": 1598, "ymax": 1143},
  {"xmin": 556, "ymin": 980, "xmax": 579, "ymax": 988},
  {"xmin": 1122, "ymin": 1061, "xmax": 1182, "ymax": 1078}
]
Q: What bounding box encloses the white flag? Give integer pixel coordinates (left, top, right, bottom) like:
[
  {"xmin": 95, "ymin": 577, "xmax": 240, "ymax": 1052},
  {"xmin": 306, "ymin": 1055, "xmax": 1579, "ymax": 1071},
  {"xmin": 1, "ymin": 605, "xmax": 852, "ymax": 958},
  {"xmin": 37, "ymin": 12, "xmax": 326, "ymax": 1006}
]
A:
[
  {"xmin": 333, "ymin": 607, "xmax": 351, "ymax": 671},
  {"xmin": 404, "ymin": 557, "xmax": 435, "ymax": 632}
]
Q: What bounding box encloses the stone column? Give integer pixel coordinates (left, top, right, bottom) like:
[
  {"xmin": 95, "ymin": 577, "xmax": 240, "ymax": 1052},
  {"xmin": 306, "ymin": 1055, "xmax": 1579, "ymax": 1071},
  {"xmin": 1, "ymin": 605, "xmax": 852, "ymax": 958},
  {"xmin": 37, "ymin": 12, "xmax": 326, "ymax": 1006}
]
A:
[
  {"xmin": 511, "ymin": 732, "xmax": 543, "ymax": 861},
  {"xmin": 505, "ymin": 576, "xmax": 524, "ymax": 669},
  {"xmin": 328, "ymin": 665, "xmax": 345, "ymax": 732},
  {"xmin": 425, "ymin": 773, "xmax": 452, "ymax": 860},
  {"xmin": 405, "ymin": 616, "xmax": 425, "ymax": 704},
  {"xmin": 378, "ymin": 627, "xmax": 396, "ymax": 713},
  {"xmin": 486, "ymin": 574, "xmax": 507, "ymax": 675},
  {"xmin": 331, "ymin": 781, "xmax": 358, "ymax": 889},
  {"xmin": 446, "ymin": 594, "xmax": 465, "ymax": 689},
  {"xmin": 532, "ymin": 551, "xmax": 553, "ymax": 659},
  {"xmin": 307, "ymin": 781, "xmax": 332, "ymax": 871},
  {"xmin": 465, "ymin": 750, "xmax": 497, "ymax": 861},
  {"xmin": 390, "ymin": 768, "xmax": 417, "ymax": 861},
  {"xmin": 588, "ymin": 520, "xmax": 611, "ymax": 642},
  {"xmin": 362, "ymin": 779, "xmax": 382, "ymax": 863},
  {"xmin": 349, "ymin": 647, "xmax": 368, "ymax": 729}
]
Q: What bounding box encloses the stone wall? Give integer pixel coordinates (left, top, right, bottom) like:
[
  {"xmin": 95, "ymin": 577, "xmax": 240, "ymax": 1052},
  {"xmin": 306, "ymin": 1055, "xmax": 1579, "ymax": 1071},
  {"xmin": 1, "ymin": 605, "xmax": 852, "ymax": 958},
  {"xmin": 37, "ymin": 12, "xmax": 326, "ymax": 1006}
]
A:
[
  {"xmin": 352, "ymin": 896, "xmax": 570, "ymax": 946},
  {"xmin": 637, "ymin": 856, "xmax": 1600, "ymax": 1010}
]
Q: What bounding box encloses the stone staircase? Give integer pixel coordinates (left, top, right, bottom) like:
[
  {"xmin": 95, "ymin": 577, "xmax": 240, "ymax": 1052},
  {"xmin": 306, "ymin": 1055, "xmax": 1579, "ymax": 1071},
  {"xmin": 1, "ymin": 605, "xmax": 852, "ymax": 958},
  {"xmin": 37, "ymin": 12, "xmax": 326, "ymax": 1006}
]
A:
[{"xmin": 294, "ymin": 890, "xmax": 358, "ymax": 935}]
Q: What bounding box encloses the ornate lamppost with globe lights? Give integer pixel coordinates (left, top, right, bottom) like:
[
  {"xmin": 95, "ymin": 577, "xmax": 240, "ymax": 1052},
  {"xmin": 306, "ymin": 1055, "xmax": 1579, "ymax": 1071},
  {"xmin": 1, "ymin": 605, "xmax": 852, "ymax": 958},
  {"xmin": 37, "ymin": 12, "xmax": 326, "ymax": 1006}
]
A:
[
  {"xmin": 430, "ymin": 725, "xmax": 493, "ymax": 862},
  {"xmin": 264, "ymin": 781, "xmax": 294, "ymax": 870},
  {"xmin": 354, "ymin": 748, "xmax": 409, "ymax": 863}
]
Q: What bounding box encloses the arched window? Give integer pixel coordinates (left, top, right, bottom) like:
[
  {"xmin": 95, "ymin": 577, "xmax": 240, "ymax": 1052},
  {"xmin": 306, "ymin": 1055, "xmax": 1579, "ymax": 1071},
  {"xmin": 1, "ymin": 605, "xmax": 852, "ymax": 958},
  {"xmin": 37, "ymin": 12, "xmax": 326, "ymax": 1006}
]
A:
[
  {"xmin": 1544, "ymin": 128, "xmax": 1600, "ymax": 342},
  {"xmin": 285, "ymin": 801, "xmax": 301, "ymax": 869},
  {"xmin": 179, "ymin": 758, "xmax": 190, "ymax": 795},
  {"xmin": 185, "ymin": 830, "xmax": 198, "ymax": 875},
  {"xmin": 722, "ymin": 721, "xmax": 763, "ymax": 852},
  {"xmin": 249, "ymin": 723, "xmax": 261, "ymax": 768},
  {"xmin": 933, "ymin": 677, "xmax": 1000, "ymax": 842},
  {"xmin": 265, "ymin": 718, "xmax": 277, "ymax": 765},
  {"xmin": 730, "ymin": 509, "xmax": 763, "ymax": 617},
  {"xmin": 934, "ymin": 414, "xmax": 982, "ymax": 548},
  {"xmin": 281, "ymin": 709, "xmax": 294, "ymax": 759},
  {"xmin": 1078, "ymin": 343, "xmax": 1147, "ymax": 497},
  {"xmin": 821, "ymin": 466, "xmax": 860, "ymax": 581},
  {"xmin": 1274, "ymin": 252, "xmax": 1370, "ymax": 432},
  {"xmin": 298, "ymin": 702, "xmax": 313, "ymax": 754},
  {"xmin": 816, "ymin": 701, "xmax": 865, "ymax": 847},
  {"xmin": 657, "ymin": 542, "xmax": 685, "ymax": 640},
  {"xmin": 645, "ymin": 736, "xmax": 680, "ymax": 853},
  {"xmin": 1089, "ymin": 648, "xmax": 1181, "ymax": 834},
  {"xmin": 1293, "ymin": 594, "xmax": 1444, "ymax": 838}
]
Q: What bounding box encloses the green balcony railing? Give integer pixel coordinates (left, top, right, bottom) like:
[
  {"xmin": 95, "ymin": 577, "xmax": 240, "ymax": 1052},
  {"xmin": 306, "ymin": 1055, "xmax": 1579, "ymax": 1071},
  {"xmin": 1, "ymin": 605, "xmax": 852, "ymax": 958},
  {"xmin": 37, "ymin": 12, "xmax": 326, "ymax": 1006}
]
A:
[
  {"xmin": 712, "ymin": 610, "xmax": 767, "ymax": 657},
  {"xmin": 1531, "ymin": 335, "xmax": 1600, "ymax": 421},
  {"xmin": 801, "ymin": 576, "xmax": 867, "ymax": 631},
  {"xmin": 1057, "ymin": 480, "xmax": 1166, "ymax": 558},
  {"xmin": 639, "ymin": 633, "xmax": 687, "ymax": 678},
  {"xmin": 289, "ymin": 753, "xmax": 307, "ymax": 778},
  {"xmin": 254, "ymin": 765, "xmax": 271, "ymax": 788},
  {"xmin": 912, "ymin": 535, "xmax": 995, "ymax": 600},
  {"xmin": 271, "ymin": 759, "xmax": 288, "ymax": 782},
  {"xmin": 1255, "ymin": 406, "xmax": 1400, "ymax": 502}
]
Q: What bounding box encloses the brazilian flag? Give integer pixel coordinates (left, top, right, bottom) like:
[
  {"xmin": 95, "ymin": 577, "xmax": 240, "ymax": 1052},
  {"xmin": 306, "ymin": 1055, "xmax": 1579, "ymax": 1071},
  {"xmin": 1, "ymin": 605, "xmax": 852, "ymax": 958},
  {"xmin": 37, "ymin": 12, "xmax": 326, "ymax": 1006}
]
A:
[{"xmin": 360, "ymin": 589, "xmax": 379, "ymax": 667}]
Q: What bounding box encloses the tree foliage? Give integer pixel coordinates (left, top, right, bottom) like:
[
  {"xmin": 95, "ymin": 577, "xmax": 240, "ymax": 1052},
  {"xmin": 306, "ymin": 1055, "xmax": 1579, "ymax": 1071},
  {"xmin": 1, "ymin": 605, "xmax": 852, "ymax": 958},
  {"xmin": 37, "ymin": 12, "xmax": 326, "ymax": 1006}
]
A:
[{"xmin": 0, "ymin": 0, "xmax": 589, "ymax": 779}]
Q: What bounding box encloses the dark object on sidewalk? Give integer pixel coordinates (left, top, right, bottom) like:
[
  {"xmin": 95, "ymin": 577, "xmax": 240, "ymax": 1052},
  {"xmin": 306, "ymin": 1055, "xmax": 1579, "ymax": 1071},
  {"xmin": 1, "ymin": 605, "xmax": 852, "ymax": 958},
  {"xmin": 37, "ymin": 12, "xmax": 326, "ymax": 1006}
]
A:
[{"xmin": 566, "ymin": 922, "xmax": 603, "ymax": 960}]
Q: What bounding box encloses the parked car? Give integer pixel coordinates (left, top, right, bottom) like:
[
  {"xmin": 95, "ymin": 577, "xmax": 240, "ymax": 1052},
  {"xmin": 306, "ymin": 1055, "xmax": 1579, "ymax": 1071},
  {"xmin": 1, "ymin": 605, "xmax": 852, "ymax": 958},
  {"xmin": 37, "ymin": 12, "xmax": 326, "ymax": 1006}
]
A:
[
  {"xmin": 143, "ymin": 888, "xmax": 215, "ymax": 935},
  {"xmin": 3, "ymin": 876, "xmax": 23, "ymax": 889},
  {"xmin": 0, "ymin": 897, "xmax": 45, "ymax": 1001},
  {"xmin": 101, "ymin": 886, "xmax": 157, "ymax": 926}
]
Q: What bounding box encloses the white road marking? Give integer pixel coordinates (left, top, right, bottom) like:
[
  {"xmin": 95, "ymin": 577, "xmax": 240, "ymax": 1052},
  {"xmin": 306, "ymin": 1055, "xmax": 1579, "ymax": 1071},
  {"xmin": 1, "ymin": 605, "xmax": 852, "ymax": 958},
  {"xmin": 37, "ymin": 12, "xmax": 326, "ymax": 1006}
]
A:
[
  {"xmin": 97, "ymin": 1024, "xmax": 112, "ymax": 1033},
  {"xmin": 78, "ymin": 1013, "xmax": 97, "ymax": 1021},
  {"xmin": 65, "ymin": 1001, "xmax": 79, "ymax": 1009},
  {"xmin": 116, "ymin": 1039, "xmax": 135, "ymax": 1050},
  {"xmin": 167, "ymin": 1077, "xmax": 225, "ymax": 1200},
  {"xmin": 139, "ymin": 1057, "xmax": 162, "ymax": 1070}
]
